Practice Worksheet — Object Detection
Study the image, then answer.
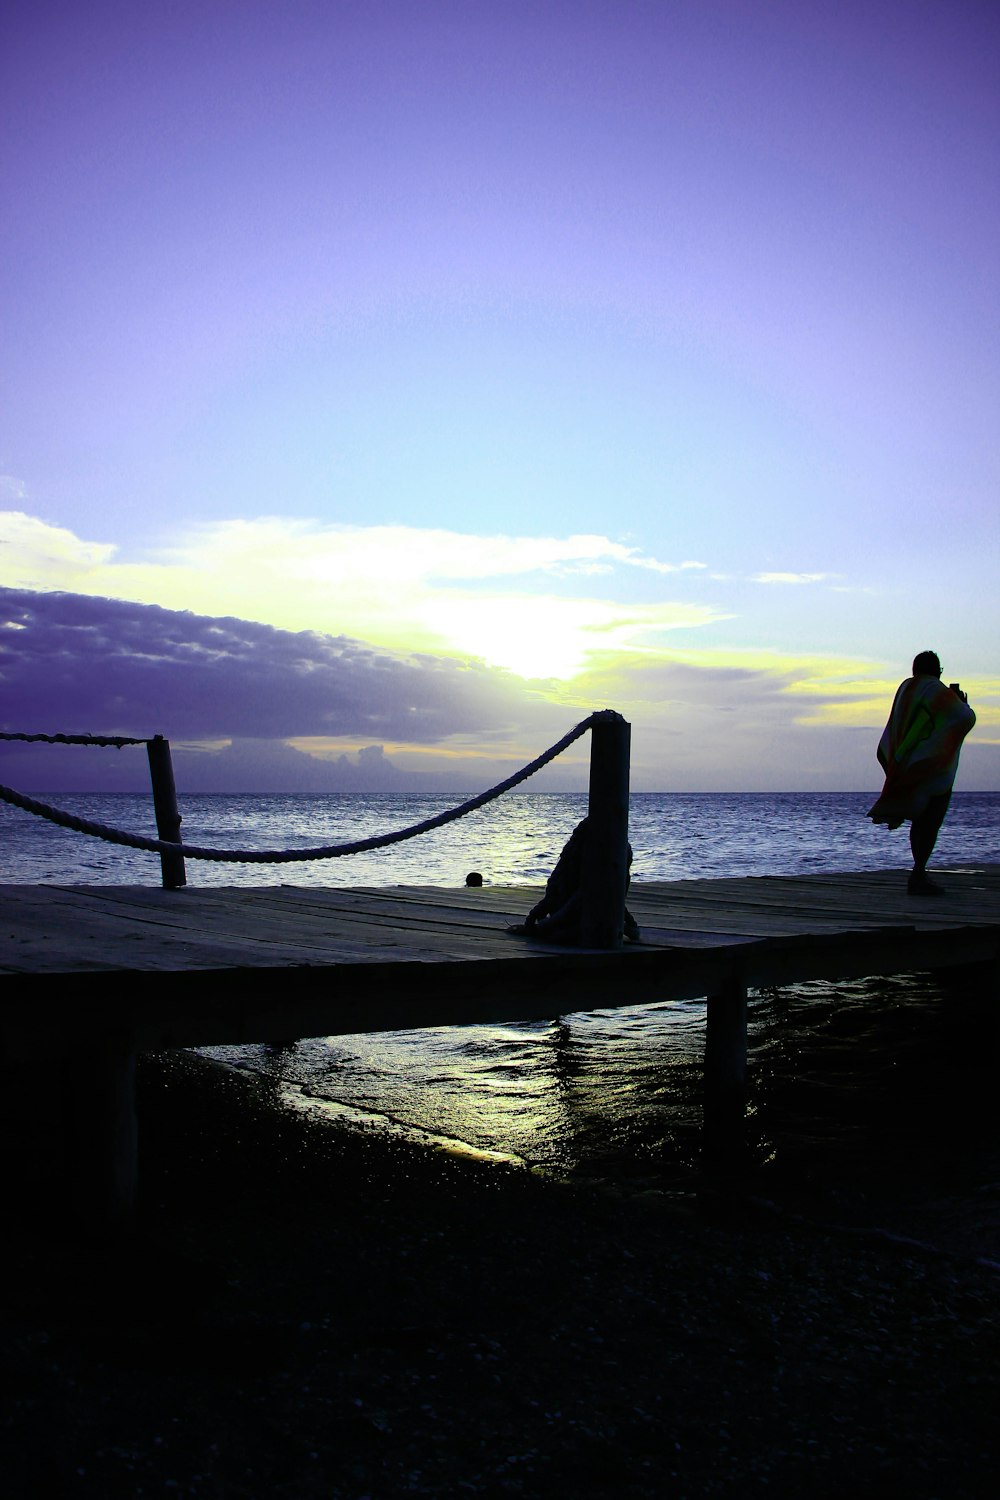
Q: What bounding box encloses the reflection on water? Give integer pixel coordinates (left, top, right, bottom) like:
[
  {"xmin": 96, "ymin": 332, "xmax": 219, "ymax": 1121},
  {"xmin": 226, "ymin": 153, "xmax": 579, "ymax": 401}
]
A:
[
  {"xmin": 203, "ymin": 969, "xmax": 999, "ymax": 1203},
  {"xmin": 204, "ymin": 1003, "xmax": 708, "ymax": 1185}
]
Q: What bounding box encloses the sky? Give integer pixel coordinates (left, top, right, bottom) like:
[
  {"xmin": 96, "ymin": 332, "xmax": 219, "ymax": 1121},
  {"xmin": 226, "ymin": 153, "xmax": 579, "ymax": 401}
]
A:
[{"xmin": 1, "ymin": 0, "xmax": 998, "ymax": 794}]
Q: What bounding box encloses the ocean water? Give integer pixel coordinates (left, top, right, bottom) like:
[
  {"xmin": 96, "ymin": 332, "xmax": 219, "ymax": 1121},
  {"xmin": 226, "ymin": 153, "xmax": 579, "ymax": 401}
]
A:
[
  {"xmin": 4, "ymin": 788, "xmax": 999, "ymax": 887},
  {"xmin": 3, "ymin": 789, "xmax": 999, "ymax": 1199}
]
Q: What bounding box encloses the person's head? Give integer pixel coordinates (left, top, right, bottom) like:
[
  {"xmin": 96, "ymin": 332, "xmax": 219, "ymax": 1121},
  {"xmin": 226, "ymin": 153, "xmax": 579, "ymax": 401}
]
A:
[{"xmin": 912, "ymin": 650, "xmax": 942, "ymax": 678}]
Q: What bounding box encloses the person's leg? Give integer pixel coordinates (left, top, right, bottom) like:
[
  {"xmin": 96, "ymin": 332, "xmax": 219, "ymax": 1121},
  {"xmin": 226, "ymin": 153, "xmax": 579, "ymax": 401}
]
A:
[{"xmin": 908, "ymin": 792, "xmax": 951, "ymax": 892}]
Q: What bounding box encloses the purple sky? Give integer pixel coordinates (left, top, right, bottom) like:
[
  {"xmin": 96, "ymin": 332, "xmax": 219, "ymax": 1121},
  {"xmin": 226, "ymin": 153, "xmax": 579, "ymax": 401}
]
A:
[{"xmin": 1, "ymin": 0, "xmax": 997, "ymax": 793}]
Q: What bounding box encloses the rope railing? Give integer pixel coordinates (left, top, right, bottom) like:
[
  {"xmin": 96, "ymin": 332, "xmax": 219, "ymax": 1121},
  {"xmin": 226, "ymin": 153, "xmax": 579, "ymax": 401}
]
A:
[
  {"xmin": 0, "ymin": 716, "xmax": 596, "ymax": 864},
  {"xmin": 3, "ymin": 710, "xmax": 632, "ymax": 945},
  {"xmin": 0, "ymin": 732, "xmax": 148, "ymax": 748}
]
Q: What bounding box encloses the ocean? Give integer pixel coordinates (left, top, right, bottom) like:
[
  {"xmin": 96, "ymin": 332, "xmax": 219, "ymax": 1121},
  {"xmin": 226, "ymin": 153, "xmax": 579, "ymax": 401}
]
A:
[{"xmin": 3, "ymin": 789, "xmax": 999, "ymax": 1203}]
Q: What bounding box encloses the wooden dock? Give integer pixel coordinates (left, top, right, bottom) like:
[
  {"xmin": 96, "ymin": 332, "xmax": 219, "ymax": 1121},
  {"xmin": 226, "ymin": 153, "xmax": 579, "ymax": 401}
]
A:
[{"xmin": 2, "ymin": 865, "xmax": 999, "ymax": 1228}]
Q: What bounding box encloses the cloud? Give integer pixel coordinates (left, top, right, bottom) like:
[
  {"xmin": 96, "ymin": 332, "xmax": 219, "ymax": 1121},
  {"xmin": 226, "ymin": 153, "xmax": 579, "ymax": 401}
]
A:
[
  {"xmin": 0, "ymin": 586, "xmax": 532, "ymax": 743},
  {"xmin": 558, "ymin": 649, "xmax": 887, "ymax": 789},
  {"xmin": 170, "ymin": 738, "xmax": 461, "ymax": 794},
  {"xmin": 752, "ymin": 572, "xmax": 831, "ymax": 585},
  {"xmin": 0, "ymin": 509, "xmax": 116, "ymax": 582},
  {"xmin": 556, "ymin": 646, "xmax": 1000, "ymax": 786},
  {"xmin": 5, "ymin": 513, "xmax": 992, "ymax": 791},
  {"xmin": 0, "ymin": 511, "xmax": 723, "ymax": 678},
  {"xmin": 3, "ymin": 584, "xmax": 996, "ymax": 793}
]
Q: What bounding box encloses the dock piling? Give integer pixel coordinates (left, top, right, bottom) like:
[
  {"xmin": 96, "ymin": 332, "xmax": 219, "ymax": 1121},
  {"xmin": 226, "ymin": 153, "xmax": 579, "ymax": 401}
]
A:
[
  {"xmin": 580, "ymin": 710, "xmax": 631, "ymax": 949},
  {"xmin": 146, "ymin": 735, "xmax": 186, "ymax": 889},
  {"xmin": 704, "ymin": 971, "xmax": 749, "ymax": 1171}
]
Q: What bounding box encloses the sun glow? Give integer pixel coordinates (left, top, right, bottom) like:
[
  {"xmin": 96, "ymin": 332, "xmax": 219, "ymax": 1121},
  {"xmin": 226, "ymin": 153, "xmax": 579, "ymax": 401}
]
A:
[
  {"xmin": 420, "ymin": 592, "xmax": 728, "ymax": 680},
  {"xmin": 419, "ymin": 594, "xmax": 600, "ymax": 679}
]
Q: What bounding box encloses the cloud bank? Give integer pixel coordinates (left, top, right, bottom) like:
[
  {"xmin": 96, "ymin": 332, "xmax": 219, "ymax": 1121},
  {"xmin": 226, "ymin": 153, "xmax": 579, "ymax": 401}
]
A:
[
  {"xmin": 0, "ymin": 586, "xmax": 532, "ymax": 743},
  {"xmin": 0, "ymin": 510, "xmax": 724, "ymax": 679},
  {"xmin": 2, "ymin": 514, "xmax": 996, "ymax": 793}
]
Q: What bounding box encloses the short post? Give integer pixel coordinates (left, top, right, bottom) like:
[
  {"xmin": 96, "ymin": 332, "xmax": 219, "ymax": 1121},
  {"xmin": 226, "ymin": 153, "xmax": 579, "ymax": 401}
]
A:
[
  {"xmin": 704, "ymin": 972, "xmax": 748, "ymax": 1173},
  {"xmin": 580, "ymin": 710, "xmax": 631, "ymax": 949},
  {"xmin": 146, "ymin": 735, "xmax": 186, "ymax": 889}
]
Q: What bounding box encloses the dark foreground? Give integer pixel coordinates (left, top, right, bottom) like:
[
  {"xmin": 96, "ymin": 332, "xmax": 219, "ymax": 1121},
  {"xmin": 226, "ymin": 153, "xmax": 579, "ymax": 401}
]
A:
[{"xmin": 3, "ymin": 1052, "xmax": 999, "ymax": 1500}]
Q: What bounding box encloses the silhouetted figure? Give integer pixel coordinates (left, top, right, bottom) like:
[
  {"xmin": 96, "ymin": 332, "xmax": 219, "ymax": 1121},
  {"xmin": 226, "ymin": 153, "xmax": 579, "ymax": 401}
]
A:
[
  {"xmin": 509, "ymin": 817, "xmax": 640, "ymax": 944},
  {"xmin": 465, "ymin": 871, "xmax": 483, "ymax": 887},
  {"xmin": 867, "ymin": 650, "xmax": 975, "ymax": 895}
]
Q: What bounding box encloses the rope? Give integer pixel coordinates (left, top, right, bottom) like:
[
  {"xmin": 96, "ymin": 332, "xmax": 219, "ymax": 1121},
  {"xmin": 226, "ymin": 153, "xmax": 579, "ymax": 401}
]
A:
[
  {"xmin": 0, "ymin": 732, "xmax": 148, "ymax": 748},
  {"xmin": 0, "ymin": 715, "xmax": 596, "ymax": 864}
]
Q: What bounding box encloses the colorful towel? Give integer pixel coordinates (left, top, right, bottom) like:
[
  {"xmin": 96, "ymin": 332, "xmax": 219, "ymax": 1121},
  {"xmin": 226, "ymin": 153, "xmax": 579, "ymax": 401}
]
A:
[{"xmin": 867, "ymin": 677, "xmax": 975, "ymax": 828}]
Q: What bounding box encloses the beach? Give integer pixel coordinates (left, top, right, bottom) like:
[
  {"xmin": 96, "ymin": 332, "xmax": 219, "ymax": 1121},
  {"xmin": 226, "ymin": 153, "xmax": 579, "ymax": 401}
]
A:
[{"xmin": 4, "ymin": 1049, "xmax": 999, "ymax": 1499}]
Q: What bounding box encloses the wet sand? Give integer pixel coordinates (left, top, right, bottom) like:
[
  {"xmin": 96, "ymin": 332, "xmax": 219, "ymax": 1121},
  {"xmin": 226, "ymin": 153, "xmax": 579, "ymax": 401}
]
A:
[{"xmin": 3, "ymin": 1049, "xmax": 999, "ymax": 1498}]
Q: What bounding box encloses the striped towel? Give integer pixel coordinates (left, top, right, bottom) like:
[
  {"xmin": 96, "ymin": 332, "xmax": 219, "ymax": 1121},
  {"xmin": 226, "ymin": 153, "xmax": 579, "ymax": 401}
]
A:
[{"xmin": 867, "ymin": 676, "xmax": 975, "ymax": 828}]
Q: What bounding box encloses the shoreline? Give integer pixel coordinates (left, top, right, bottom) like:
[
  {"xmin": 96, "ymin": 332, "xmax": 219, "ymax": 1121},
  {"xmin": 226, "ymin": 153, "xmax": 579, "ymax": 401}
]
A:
[{"xmin": 4, "ymin": 1049, "xmax": 999, "ymax": 1497}]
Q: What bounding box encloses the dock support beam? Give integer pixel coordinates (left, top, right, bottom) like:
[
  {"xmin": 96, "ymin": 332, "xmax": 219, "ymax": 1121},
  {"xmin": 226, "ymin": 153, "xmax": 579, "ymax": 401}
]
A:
[
  {"xmin": 147, "ymin": 735, "xmax": 186, "ymax": 889},
  {"xmin": 581, "ymin": 711, "xmax": 631, "ymax": 950},
  {"xmin": 704, "ymin": 973, "xmax": 748, "ymax": 1172}
]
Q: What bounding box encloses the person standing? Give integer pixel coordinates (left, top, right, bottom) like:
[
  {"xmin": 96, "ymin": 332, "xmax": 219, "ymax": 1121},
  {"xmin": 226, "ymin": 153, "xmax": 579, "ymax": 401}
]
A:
[{"xmin": 867, "ymin": 650, "xmax": 976, "ymax": 894}]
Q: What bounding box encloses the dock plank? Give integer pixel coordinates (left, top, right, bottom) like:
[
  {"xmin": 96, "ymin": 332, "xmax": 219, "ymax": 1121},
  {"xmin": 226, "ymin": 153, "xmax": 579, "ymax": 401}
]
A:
[{"xmin": 2, "ymin": 868, "xmax": 998, "ymax": 996}]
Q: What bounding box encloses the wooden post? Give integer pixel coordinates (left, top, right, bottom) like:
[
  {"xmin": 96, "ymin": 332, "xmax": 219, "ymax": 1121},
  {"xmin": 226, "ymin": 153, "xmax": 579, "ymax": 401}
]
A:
[
  {"xmin": 580, "ymin": 710, "xmax": 631, "ymax": 949},
  {"xmin": 704, "ymin": 972, "xmax": 748, "ymax": 1172},
  {"xmin": 146, "ymin": 735, "xmax": 186, "ymax": 889}
]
